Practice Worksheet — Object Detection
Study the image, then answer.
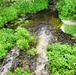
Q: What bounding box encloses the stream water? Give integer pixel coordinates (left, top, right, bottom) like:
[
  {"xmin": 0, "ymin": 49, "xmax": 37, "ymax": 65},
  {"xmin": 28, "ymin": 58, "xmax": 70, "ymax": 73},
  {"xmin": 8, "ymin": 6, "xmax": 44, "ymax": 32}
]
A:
[{"xmin": 0, "ymin": 9, "xmax": 76, "ymax": 75}]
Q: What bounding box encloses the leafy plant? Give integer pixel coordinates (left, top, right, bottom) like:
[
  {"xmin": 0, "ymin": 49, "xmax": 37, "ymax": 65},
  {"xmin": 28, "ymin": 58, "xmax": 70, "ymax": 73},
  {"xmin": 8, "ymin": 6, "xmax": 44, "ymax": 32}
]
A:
[
  {"xmin": 0, "ymin": 44, "xmax": 7, "ymax": 60},
  {"xmin": 14, "ymin": 0, "xmax": 48, "ymax": 14},
  {"xmin": 0, "ymin": 28, "xmax": 15, "ymax": 59},
  {"xmin": 0, "ymin": 27, "xmax": 37, "ymax": 60},
  {"xmin": 63, "ymin": 24, "xmax": 76, "ymax": 39},
  {"xmin": 0, "ymin": 28, "xmax": 15, "ymax": 49},
  {"xmin": 27, "ymin": 47, "xmax": 37, "ymax": 57},
  {"xmin": 16, "ymin": 39, "xmax": 29, "ymax": 51},
  {"xmin": 56, "ymin": 0, "xmax": 76, "ymax": 20},
  {"xmin": 15, "ymin": 26, "xmax": 30, "ymax": 40},
  {"xmin": 7, "ymin": 67, "xmax": 32, "ymax": 75},
  {"xmin": 47, "ymin": 43, "xmax": 76, "ymax": 75},
  {"xmin": 0, "ymin": 6, "xmax": 18, "ymax": 27},
  {"xmin": 15, "ymin": 27, "xmax": 37, "ymax": 52}
]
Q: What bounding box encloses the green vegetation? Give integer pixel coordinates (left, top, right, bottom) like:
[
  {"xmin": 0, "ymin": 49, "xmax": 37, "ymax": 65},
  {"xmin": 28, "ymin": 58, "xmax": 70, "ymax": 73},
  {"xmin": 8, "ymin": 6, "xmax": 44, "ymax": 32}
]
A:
[
  {"xmin": 27, "ymin": 47, "xmax": 37, "ymax": 57},
  {"xmin": 0, "ymin": 6, "xmax": 18, "ymax": 28},
  {"xmin": 63, "ymin": 24, "xmax": 76, "ymax": 39},
  {"xmin": 0, "ymin": 28, "xmax": 15, "ymax": 49},
  {"xmin": 0, "ymin": 27, "xmax": 37, "ymax": 60},
  {"xmin": 7, "ymin": 67, "xmax": 32, "ymax": 75},
  {"xmin": 0, "ymin": 28, "xmax": 15, "ymax": 59},
  {"xmin": 0, "ymin": 45, "xmax": 7, "ymax": 60},
  {"xmin": 0, "ymin": 0, "xmax": 48, "ymax": 28},
  {"xmin": 47, "ymin": 43, "xmax": 76, "ymax": 75},
  {"xmin": 14, "ymin": 0, "xmax": 48, "ymax": 14},
  {"xmin": 15, "ymin": 27, "xmax": 36, "ymax": 51},
  {"xmin": 56, "ymin": 0, "xmax": 76, "ymax": 20}
]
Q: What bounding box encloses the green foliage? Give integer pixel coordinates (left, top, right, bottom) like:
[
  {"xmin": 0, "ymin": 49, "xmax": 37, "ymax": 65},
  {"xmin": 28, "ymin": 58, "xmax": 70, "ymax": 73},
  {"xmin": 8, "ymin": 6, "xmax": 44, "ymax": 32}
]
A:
[
  {"xmin": 15, "ymin": 26, "xmax": 30, "ymax": 40},
  {"xmin": 0, "ymin": 28, "xmax": 15, "ymax": 49},
  {"xmin": 15, "ymin": 27, "xmax": 37, "ymax": 52},
  {"xmin": 0, "ymin": 0, "xmax": 48, "ymax": 27},
  {"xmin": 47, "ymin": 43, "xmax": 76, "ymax": 75},
  {"xmin": 0, "ymin": 6, "xmax": 18, "ymax": 27},
  {"xmin": 1, "ymin": 6, "xmax": 18, "ymax": 21},
  {"xmin": 0, "ymin": 45, "xmax": 7, "ymax": 60},
  {"xmin": 27, "ymin": 47, "xmax": 37, "ymax": 57},
  {"xmin": 63, "ymin": 24, "xmax": 76, "ymax": 39},
  {"xmin": 16, "ymin": 39, "xmax": 29, "ymax": 51},
  {"xmin": 0, "ymin": 27, "xmax": 37, "ymax": 60},
  {"xmin": 14, "ymin": 0, "xmax": 48, "ymax": 13},
  {"xmin": 7, "ymin": 67, "xmax": 32, "ymax": 75},
  {"xmin": 0, "ymin": 28, "xmax": 15, "ymax": 59},
  {"xmin": 56, "ymin": 0, "xmax": 76, "ymax": 20},
  {"xmin": 29, "ymin": 36, "xmax": 37, "ymax": 47}
]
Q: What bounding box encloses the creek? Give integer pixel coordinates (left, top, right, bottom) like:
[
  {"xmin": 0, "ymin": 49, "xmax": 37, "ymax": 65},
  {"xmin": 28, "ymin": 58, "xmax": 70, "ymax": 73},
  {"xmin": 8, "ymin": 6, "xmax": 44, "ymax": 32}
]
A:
[{"xmin": 0, "ymin": 9, "xmax": 76, "ymax": 75}]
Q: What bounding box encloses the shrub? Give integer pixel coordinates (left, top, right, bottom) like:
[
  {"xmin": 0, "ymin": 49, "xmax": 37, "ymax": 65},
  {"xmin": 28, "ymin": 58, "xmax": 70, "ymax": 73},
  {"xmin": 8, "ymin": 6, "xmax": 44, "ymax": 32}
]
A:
[
  {"xmin": 63, "ymin": 24, "xmax": 76, "ymax": 39},
  {"xmin": 0, "ymin": 28, "xmax": 15, "ymax": 59},
  {"xmin": 0, "ymin": 6, "xmax": 18, "ymax": 27},
  {"xmin": 0, "ymin": 0, "xmax": 48, "ymax": 27},
  {"xmin": 0, "ymin": 27, "xmax": 37, "ymax": 59},
  {"xmin": 15, "ymin": 27, "xmax": 30, "ymax": 40},
  {"xmin": 0, "ymin": 16, "xmax": 4, "ymax": 27},
  {"xmin": 14, "ymin": 0, "xmax": 48, "ymax": 14},
  {"xmin": 0, "ymin": 44, "xmax": 7, "ymax": 60},
  {"xmin": 56, "ymin": 0, "xmax": 76, "ymax": 20},
  {"xmin": 47, "ymin": 43, "xmax": 76, "ymax": 75},
  {"xmin": 7, "ymin": 67, "xmax": 32, "ymax": 75},
  {"xmin": 16, "ymin": 39, "xmax": 29, "ymax": 51},
  {"xmin": 1, "ymin": 6, "xmax": 18, "ymax": 21},
  {"xmin": 15, "ymin": 27, "xmax": 37, "ymax": 52},
  {"xmin": 0, "ymin": 28, "xmax": 15, "ymax": 49}
]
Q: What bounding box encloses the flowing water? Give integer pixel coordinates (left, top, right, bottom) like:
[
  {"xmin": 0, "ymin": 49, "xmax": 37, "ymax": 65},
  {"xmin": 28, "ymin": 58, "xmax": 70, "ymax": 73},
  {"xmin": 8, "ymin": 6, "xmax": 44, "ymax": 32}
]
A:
[{"xmin": 34, "ymin": 25, "xmax": 53, "ymax": 75}]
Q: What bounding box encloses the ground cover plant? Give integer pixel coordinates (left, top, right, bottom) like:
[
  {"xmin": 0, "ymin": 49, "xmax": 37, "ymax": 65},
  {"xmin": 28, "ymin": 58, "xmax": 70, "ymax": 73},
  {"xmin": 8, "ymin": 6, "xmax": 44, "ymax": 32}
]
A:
[
  {"xmin": 62, "ymin": 24, "xmax": 76, "ymax": 39},
  {"xmin": 7, "ymin": 67, "xmax": 32, "ymax": 75},
  {"xmin": 0, "ymin": 28, "xmax": 15, "ymax": 59},
  {"xmin": 14, "ymin": 0, "xmax": 48, "ymax": 14},
  {"xmin": 47, "ymin": 43, "xmax": 76, "ymax": 75},
  {"xmin": 56, "ymin": 0, "xmax": 76, "ymax": 20},
  {"xmin": 0, "ymin": 0, "xmax": 48, "ymax": 28},
  {"xmin": 0, "ymin": 27, "xmax": 37, "ymax": 60}
]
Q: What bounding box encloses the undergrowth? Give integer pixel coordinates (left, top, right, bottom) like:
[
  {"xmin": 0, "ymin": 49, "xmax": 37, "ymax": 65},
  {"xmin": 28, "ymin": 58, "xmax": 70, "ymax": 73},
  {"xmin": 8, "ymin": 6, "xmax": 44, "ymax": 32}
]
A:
[
  {"xmin": 63, "ymin": 24, "xmax": 76, "ymax": 39},
  {"xmin": 0, "ymin": 28, "xmax": 15, "ymax": 59},
  {"xmin": 7, "ymin": 67, "xmax": 32, "ymax": 75},
  {"xmin": 47, "ymin": 43, "xmax": 76, "ymax": 75},
  {"xmin": 0, "ymin": 27, "xmax": 37, "ymax": 60},
  {"xmin": 56, "ymin": 0, "xmax": 76, "ymax": 20},
  {"xmin": 0, "ymin": 0, "xmax": 48, "ymax": 28}
]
